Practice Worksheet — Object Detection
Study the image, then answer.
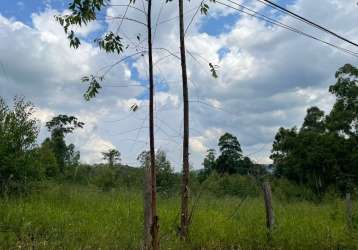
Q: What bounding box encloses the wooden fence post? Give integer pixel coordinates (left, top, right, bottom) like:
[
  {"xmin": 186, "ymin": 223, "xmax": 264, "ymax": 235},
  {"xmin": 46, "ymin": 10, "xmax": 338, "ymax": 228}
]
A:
[
  {"xmin": 346, "ymin": 192, "xmax": 353, "ymax": 230},
  {"xmin": 262, "ymin": 181, "xmax": 275, "ymax": 233}
]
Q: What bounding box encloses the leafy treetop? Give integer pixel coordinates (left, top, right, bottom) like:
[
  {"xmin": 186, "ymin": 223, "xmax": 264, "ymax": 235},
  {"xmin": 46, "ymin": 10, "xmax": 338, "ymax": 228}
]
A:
[{"xmin": 46, "ymin": 115, "xmax": 84, "ymax": 134}]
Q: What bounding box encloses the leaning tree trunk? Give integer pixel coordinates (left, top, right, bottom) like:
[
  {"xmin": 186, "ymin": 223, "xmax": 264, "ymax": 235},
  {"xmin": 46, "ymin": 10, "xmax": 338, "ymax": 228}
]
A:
[
  {"xmin": 147, "ymin": 0, "xmax": 159, "ymax": 249},
  {"xmin": 178, "ymin": 0, "xmax": 190, "ymax": 240}
]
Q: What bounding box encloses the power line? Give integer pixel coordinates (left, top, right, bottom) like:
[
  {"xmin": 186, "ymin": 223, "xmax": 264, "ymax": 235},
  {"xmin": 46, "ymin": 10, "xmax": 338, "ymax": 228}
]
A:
[
  {"xmin": 256, "ymin": 0, "xmax": 358, "ymax": 48},
  {"xmin": 216, "ymin": 0, "xmax": 358, "ymax": 58}
]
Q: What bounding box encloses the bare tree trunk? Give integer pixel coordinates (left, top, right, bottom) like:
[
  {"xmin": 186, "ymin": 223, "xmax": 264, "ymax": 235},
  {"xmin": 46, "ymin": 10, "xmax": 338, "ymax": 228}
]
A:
[
  {"xmin": 143, "ymin": 162, "xmax": 152, "ymax": 249},
  {"xmin": 147, "ymin": 0, "xmax": 159, "ymax": 249},
  {"xmin": 262, "ymin": 181, "xmax": 275, "ymax": 232},
  {"xmin": 178, "ymin": 0, "xmax": 190, "ymax": 240},
  {"xmin": 346, "ymin": 192, "xmax": 353, "ymax": 230}
]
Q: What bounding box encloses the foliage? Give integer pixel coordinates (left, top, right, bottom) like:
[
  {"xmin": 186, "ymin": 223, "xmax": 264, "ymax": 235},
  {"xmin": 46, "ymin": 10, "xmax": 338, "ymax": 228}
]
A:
[
  {"xmin": 271, "ymin": 64, "xmax": 358, "ymax": 195},
  {"xmin": 56, "ymin": 0, "xmax": 126, "ymax": 101},
  {"xmin": 55, "ymin": 0, "xmax": 114, "ymax": 49},
  {"xmin": 203, "ymin": 172, "xmax": 260, "ymax": 197},
  {"xmin": 198, "ymin": 149, "xmax": 216, "ymax": 182},
  {"xmin": 213, "ymin": 132, "xmax": 255, "ymax": 175},
  {"xmin": 81, "ymin": 75, "xmax": 103, "ymax": 101},
  {"xmin": 45, "ymin": 115, "xmax": 84, "ymax": 173},
  {"xmin": 35, "ymin": 139, "xmax": 59, "ymax": 178},
  {"xmin": 102, "ymin": 149, "xmax": 121, "ymax": 167},
  {"xmin": 215, "ymin": 133, "xmax": 243, "ymax": 174},
  {"xmin": 137, "ymin": 150, "xmax": 177, "ymax": 193},
  {"xmin": 91, "ymin": 166, "xmax": 117, "ymax": 191},
  {"xmin": 46, "ymin": 115, "xmax": 84, "ymax": 134},
  {"xmin": 65, "ymin": 143, "xmax": 81, "ymax": 167},
  {"xmin": 0, "ymin": 97, "xmax": 41, "ymax": 195},
  {"xmin": 95, "ymin": 32, "xmax": 124, "ymax": 54}
]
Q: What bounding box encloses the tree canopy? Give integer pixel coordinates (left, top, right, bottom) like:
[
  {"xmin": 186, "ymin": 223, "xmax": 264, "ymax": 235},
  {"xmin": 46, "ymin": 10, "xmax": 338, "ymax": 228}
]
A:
[{"xmin": 271, "ymin": 64, "xmax": 358, "ymax": 195}]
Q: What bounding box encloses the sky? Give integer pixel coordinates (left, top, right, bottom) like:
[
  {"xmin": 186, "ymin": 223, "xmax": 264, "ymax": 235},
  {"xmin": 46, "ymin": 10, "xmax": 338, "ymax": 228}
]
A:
[{"xmin": 0, "ymin": 0, "xmax": 357, "ymax": 170}]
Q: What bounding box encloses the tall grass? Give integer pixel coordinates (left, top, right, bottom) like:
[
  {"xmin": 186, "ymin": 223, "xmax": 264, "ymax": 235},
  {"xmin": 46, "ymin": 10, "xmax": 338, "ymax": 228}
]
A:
[{"xmin": 0, "ymin": 183, "xmax": 357, "ymax": 249}]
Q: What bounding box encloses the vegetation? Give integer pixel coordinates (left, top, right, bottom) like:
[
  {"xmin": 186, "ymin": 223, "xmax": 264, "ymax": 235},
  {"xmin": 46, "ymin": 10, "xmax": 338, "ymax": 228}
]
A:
[
  {"xmin": 0, "ymin": 183, "xmax": 357, "ymax": 250},
  {"xmin": 271, "ymin": 64, "xmax": 358, "ymax": 197},
  {"xmin": 0, "ymin": 56, "xmax": 357, "ymax": 248},
  {"xmin": 102, "ymin": 149, "xmax": 121, "ymax": 167},
  {"xmin": 0, "ymin": 97, "xmax": 40, "ymax": 195}
]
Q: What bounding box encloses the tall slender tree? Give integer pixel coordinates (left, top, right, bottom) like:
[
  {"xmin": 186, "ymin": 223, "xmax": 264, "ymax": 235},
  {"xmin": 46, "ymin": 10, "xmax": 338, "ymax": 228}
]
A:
[
  {"xmin": 55, "ymin": 1, "xmax": 158, "ymax": 248},
  {"xmin": 178, "ymin": 0, "xmax": 190, "ymax": 239},
  {"xmin": 146, "ymin": 0, "xmax": 159, "ymax": 248}
]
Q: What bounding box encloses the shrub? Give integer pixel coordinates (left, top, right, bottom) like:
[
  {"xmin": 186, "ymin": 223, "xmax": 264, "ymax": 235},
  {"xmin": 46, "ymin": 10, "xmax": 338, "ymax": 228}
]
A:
[{"xmin": 0, "ymin": 97, "xmax": 42, "ymax": 195}]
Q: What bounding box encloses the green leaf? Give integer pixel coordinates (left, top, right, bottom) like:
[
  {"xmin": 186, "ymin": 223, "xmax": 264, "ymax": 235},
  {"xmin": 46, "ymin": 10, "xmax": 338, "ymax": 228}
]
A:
[
  {"xmin": 209, "ymin": 63, "xmax": 219, "ymax": 78},
  {"xmin": 95, "ymin": 32, "xmax": 124, "ymax": 54},
  {"xmin": 82, "ymin": 75, "xmax": 103, "ymax": 101}
]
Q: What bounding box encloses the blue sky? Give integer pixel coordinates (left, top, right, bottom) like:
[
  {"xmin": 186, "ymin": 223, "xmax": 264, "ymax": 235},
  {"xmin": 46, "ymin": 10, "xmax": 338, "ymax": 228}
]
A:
[
  {"xmin": 0, "ymin": 0, "xmax": 357, "ymax": 167},
  {"xmin": 1, "ymin": 0, "xmax": 296, "ymax": 33}
]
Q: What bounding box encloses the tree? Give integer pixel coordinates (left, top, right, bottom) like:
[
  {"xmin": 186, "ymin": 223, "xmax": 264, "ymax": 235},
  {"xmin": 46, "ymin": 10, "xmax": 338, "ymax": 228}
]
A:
[
  {"xmin": 137, "ymin": 150, "xmax": 175, "ymax": 193},
  {"xmin": 102, "ymin": 149, "xmax": 121, "ymax": 167},
  {"xmin": 326, "ymin": 64, "xmax": 358, "ymax": 139},
  {"xmin": 65, "ymin": 143, "xmax": 81, "ymax": 167},
  {"xmin": 203, "ymin": 149, "xmax": 216, "ymax": 173},
  {"xmin": 37, "ymin": 138, "xmax": 59, "ymax": 177},
  {"xmin": 46, "ymin": 115, "xmax": 84, "ymax": 173},
  {"xmin": 216, "ymin": 133, "xmax": 243, "ymax": 174},
  {"xmin": 176, "ymin": 0, "xmax": 191, "ymax": 239},
  {"xmin": 326, "ymin": 64, "xmax": 358, "ymax": 193},
  {"xmin": 56, "ymin": 1, "xmax": 159, "ymax": 248},
  {"xmin": 0, "ymin": 97, "xmax": 41, "ymax": 194},
  {"xmin": 198, "ymin": 149, "xmax": 216, "ymax": 182},
  {"xmin": 271, "ymin": 65, "xmax": 358, "ymax": 196},
  {"xmin": 301, "ymin": 106, "xmax": 325, "ymax": 133}
]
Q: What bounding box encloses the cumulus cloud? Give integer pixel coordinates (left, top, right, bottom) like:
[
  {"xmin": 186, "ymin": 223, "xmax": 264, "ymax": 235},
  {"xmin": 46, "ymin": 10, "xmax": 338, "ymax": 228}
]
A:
[{"xmin": 1, "ymin": 0, "xmax": 357, "ymax": 169}]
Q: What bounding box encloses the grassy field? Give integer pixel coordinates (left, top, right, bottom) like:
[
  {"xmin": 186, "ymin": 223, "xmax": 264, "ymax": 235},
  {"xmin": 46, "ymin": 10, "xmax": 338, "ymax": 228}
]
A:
[{"xmin": 0, "ymin": 184, "xmax": 357, "ymax": 250}]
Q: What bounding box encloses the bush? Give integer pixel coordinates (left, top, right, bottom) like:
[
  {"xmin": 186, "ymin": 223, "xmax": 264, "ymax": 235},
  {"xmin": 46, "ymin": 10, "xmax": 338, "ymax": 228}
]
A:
[
  {"xmin": 271, "ymin": 178, "xmax": 317, "ymax": 202},
  {"xmin": 0, "ymin": 97, "xmax": 42, "ymax": 195},
  {"xmin": 203, "ymin": 172, "xmax": 260, "ymax": 197},
  {"xmin": 91, "ymin": 166, "xmax": 117, "ymax": 191}
]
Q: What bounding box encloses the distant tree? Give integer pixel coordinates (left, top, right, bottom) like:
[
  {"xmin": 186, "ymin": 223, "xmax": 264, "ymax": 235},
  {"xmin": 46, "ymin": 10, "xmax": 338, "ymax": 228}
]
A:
[
  {"xmin": 46, "ymin": 115, "xmax": 84, "ymax": 173},
  {"xmin": 215, "ymin": 133, "xmax": 243, "ymax": 174},
  {"xmin": 239, "ymin": 156, "xmax": 255, "ymax": 175},
  {"xmin": 203, "ymin": 149, "xmax": 216, "ymax": 173},
  {"xmin": 198, "ymin": 149, "xmax": 216, "ymax": 182},
  {"xmin": 102, "ymin": 149, "xmax": 121, "ymax": 167},
  {"xmin": 37, "ymin": 138, "xmax": 59, "ymax": 177},
  {"xmin": 138, "ymin": 150, "xmax": 175, "ymax": 192},
  {"xmin": 65, "ymin": 143, "xmax": 81, "ymax": 167}
]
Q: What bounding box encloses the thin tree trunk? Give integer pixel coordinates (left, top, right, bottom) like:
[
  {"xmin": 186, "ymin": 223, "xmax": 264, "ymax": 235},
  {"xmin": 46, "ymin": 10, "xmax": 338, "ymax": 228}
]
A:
[
  {"xmin": 147, "ymin": 0, "xmax": 159, "ymax": 249},
  {"xmin": 346, "ymin": 192, "xmax": 353, "ymax": 230},
  {"xmin": 178, "ymin": 0, "xmax": 190, "ymax": 239},
  {"xmin": 262, "ymin": 181, "xmax": 275, "ymax": 232},
  {"xmin": 143, "ymin": 161, "xmax": 152, "ymax": 249}
]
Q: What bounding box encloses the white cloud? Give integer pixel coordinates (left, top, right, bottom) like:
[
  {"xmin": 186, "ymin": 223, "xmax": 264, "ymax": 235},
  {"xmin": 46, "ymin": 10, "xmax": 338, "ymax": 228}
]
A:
[{"xmin": 1, "ymin": 0, "xmax": 357, "ymax": 170}]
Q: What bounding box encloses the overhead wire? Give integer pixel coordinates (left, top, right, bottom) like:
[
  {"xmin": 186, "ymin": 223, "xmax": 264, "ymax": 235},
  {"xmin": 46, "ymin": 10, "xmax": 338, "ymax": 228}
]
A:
[
  {"xmin": 255, "ymin": 0, "xmax": 358, "ymax": 48},
  {"xmin": 216, "ymin": 0, "xmax": 358, "ymax": 58}
]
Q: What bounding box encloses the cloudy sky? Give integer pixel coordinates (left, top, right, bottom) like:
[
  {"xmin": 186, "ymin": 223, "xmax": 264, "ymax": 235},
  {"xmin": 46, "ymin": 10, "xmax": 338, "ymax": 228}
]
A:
[{"xmin": 0, "ymin": 0, "xmax": 357, "ymax": 170}]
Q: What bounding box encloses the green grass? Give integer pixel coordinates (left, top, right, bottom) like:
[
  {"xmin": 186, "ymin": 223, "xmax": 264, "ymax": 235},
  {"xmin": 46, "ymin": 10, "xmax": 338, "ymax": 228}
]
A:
[{"xmin": 0, "ymin": 184, "xmax": 357, "ymax": 249}]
